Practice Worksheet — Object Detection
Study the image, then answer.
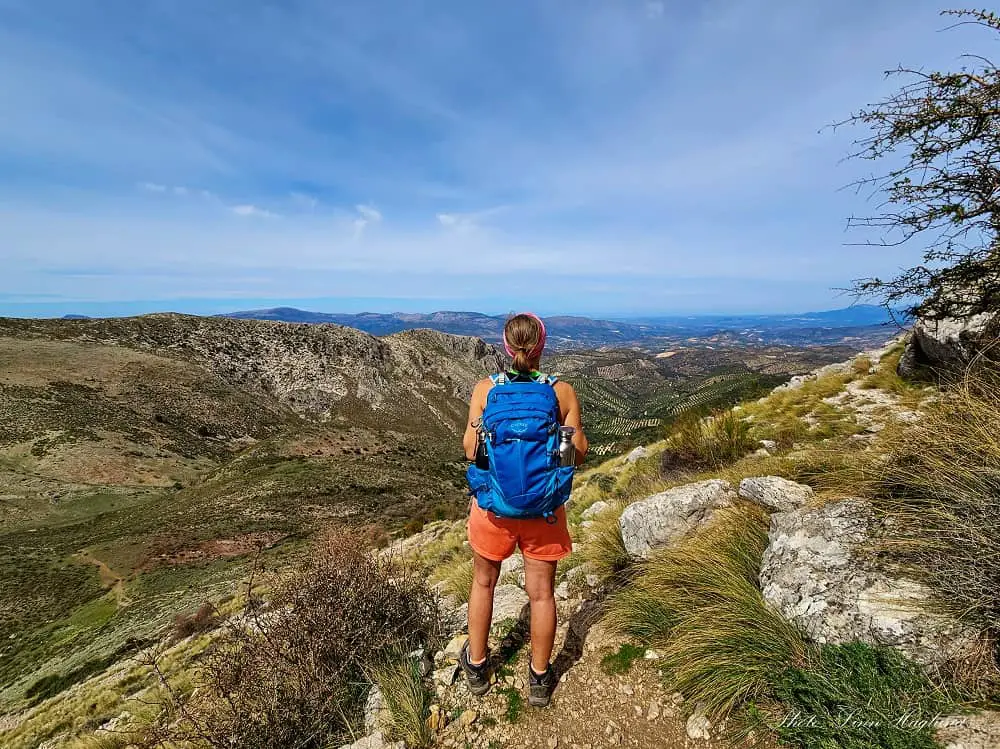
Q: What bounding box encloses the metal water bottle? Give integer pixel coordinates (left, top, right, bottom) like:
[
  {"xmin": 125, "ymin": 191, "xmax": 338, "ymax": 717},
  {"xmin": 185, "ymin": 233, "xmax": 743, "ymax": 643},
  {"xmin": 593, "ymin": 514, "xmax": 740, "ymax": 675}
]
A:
[
  {"xmin": 558, "ymin": 426, "xmax": 577, "ymax": 467},
  {"xmin": 475, "ymin": 423, "xmax": 490, "ymax": 469}
]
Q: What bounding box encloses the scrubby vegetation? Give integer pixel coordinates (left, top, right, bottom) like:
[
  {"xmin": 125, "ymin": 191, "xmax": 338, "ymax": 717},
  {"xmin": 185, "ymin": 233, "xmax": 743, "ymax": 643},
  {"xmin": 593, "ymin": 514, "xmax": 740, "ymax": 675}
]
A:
[
  {"xmin": 147, "ymin": 533, "xmax": 441, "ymax": 749},
  {"xmin": 568, "ymin": 340, "xmax": 999, "ymax": 746},
  {"xmin": 868, "ymin": 367, "xmax": 1000, "ymax": 634}
]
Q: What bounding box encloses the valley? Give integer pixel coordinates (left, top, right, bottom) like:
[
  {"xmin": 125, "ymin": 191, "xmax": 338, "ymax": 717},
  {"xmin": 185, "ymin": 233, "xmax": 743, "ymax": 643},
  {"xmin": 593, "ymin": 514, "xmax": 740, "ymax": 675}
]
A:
[{"xmin": 0, "ymin": 313, "xmax": 892, "ymax": 713}]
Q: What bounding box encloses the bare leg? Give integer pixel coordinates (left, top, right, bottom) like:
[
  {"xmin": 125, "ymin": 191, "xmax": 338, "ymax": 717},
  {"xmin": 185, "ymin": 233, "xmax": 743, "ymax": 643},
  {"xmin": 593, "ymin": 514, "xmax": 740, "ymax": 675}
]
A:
[
  {"xmin": 523, "ymin": 556, "xmax": 558, "ymax": 673},
  {"xmin": 467, "ymin": 552, "xmax": 501, "ymax": 663}
]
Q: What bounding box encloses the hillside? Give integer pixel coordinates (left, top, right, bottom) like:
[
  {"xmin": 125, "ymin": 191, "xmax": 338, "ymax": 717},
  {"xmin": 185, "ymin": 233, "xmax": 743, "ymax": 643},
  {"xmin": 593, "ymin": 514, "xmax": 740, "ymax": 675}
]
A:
[
  {"xmin": 6, "ymin": 335, "xmax": 1000, "ymax": 749},
  {"xmin": 0, "ymin": 314, "xmax": 500, "ymax": 709},
  {"xmin": 6, "ymin": 318, "xmax": 1000, "ymax": 749}
]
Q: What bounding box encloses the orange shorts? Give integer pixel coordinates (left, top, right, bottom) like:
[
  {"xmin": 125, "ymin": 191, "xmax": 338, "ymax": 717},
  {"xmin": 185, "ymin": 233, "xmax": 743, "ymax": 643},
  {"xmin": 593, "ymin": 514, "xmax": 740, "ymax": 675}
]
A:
[{"xmin": 467, "ymin": 498, "xmax": 572, "ymax": 562}]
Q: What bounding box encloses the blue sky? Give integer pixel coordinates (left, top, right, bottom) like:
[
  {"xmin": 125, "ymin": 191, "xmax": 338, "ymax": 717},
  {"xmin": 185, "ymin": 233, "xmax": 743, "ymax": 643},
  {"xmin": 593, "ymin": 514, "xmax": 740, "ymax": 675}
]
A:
[{"xmin": 0, "ymin": 1, "xmax": 988, "ymax": 317}]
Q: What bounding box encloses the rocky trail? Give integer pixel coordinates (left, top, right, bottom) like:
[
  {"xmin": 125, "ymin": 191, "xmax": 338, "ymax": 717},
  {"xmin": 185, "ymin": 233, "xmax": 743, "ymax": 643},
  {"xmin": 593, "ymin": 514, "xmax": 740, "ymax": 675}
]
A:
[{"xmin": 423, "ymin": 594, "xmax": 737, "ymax": 749}]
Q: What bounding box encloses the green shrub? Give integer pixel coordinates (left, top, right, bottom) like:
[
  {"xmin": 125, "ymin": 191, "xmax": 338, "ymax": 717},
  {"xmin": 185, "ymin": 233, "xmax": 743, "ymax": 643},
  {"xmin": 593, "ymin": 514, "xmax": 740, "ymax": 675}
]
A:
[
  {"xmin": 765, "ymin": 642, "xmax": 958, "ymax": 749},
  {"xmin": 437, "ymin": 559, "xmax": 475, "ymax": 605},
  {"xmin": 606, "ymin": 504, "xmax": 812, "ymax": 721}
]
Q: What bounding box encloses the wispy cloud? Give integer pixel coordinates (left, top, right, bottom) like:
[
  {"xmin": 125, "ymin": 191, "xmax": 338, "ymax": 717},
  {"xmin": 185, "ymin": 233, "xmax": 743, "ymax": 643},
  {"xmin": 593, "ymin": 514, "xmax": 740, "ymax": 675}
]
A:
[
  {"xmin": 231, "ymin": 204, "xmax": 280, "ymax": 219},
  {"xmin": 352, "ymin": 203, "xmax": 382, "ymax": 238},
  {"xmin": 0, "ymin": 0, "xmax": 984, "ymax": 314},
  {"xmin": 436, "ymin": 205, "xmax": 506, "ymax": 232}
]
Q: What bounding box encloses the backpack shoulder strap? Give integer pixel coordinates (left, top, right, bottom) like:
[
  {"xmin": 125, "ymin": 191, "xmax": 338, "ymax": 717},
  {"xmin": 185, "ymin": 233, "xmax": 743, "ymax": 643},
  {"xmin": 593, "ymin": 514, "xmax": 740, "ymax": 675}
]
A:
[
  {"xmin": 535, "ymin": 372, "xmax": 558, "ymax": 386},
  {"xmin": 491, "ymin": 372, "xmax": 508, "ymax": 386}
]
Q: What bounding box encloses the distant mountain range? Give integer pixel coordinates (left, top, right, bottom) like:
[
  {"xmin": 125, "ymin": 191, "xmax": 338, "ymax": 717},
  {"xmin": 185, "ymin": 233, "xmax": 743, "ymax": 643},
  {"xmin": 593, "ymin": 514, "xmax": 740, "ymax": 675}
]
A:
[{"xmin": 217, "ymin": 305, "xmax": 906, "ymax": 349}]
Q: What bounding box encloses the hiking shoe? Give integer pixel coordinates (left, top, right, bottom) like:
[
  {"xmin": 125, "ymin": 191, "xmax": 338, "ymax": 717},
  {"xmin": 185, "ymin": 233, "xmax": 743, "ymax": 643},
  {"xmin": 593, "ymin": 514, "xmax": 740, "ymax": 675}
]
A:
[
  {"xmin": 528, "ymin": 664, "xmax": 558, "ymax": 707},
  {"xmin": 459, "ymin": 641, "xmax": 492, "ymax": 697}
]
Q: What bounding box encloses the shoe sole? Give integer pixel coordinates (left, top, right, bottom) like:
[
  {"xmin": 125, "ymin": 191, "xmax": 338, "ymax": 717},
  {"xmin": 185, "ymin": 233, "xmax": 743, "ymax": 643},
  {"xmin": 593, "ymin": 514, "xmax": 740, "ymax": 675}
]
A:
[
  {"xmin": 467, "ymin": 680, "xmax": 492, "ymax": 697},
  {"xmin": 528, "ymin": 693, "xmax": 551, "ymax": 707}
]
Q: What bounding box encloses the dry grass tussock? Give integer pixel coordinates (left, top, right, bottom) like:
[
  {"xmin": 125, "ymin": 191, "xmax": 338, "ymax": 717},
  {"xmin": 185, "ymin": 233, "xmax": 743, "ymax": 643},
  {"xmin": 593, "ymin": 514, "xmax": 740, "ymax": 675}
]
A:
[
  {"xmin": 582, "ymin": 497, "xmax": 632, "ymax": 580},
  {"xmin": 869, "ymin": 363, "xmax": 1000, "ymax": 635},
  {"xmin": 660, "ymin": 409, "xmax": 758, "ymax": 473},
  {"xmin": 606, "ymin": 504, "xmax": 813, "ymax": 722},
  {"xmin": 371, "ymin": 658, "xmax": 433, "ymax": 748},
  {"xmin": 146, "ymin": 531, "xmax": 442, "ymax": 749}
]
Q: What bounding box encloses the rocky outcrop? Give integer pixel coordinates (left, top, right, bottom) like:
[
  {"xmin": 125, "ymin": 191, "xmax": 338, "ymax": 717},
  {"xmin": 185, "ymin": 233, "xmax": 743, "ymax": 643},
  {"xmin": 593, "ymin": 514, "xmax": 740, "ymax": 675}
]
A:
[
  {"xmin": 738, "ymin": 476, "xmax": 813, "ymax": 512},
  {"xmin": 898, "ymin": 313, "xmax": 1000, "ymax": 378},
  {"xmin": 0, "ymin": 314, "xmax": 503, "ymax": 429},
  {"xmin": 759, "ymin": 499, "xmax": 981, "ymax": 670},
  {"xmin": 619, "ymin": 480, "xmax": 735, "ymax": 559}
]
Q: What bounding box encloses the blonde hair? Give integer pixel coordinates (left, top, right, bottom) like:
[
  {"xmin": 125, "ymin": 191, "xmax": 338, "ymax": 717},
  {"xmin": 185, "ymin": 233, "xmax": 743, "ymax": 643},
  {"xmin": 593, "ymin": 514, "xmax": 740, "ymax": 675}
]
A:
[{"xmin": 505, "ymin": 314, "xmax": 543, "ymax": 372}]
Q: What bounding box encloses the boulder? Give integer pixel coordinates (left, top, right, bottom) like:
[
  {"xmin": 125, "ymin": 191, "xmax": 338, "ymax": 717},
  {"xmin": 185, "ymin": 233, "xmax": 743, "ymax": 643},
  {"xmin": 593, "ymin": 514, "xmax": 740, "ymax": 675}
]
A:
[
  {"xmin": 491, "ymin": 584, "xmax": 529, "ymax": 624},
  {"xmin": 760, "ymin": 499, "xmax": 981, "ymax": 670},
  {"xmin": 582, "ymin": 500, "xmax": 611, "ymax": 520},
  {"xmin": 619, "ymin": 480, "xmax": 735, "ymax": 559},
  {"xmin": 739, "ymin": 476, "xmax": 814, "ymax": 512},
  {"xmin": 899, "ymin": 313, "xmax": 1000, "ymax": 378}
]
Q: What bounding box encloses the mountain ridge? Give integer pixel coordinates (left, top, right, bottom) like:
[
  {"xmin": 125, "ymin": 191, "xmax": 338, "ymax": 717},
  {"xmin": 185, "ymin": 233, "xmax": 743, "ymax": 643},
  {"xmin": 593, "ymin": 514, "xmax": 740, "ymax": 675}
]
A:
[{"xmin": 218, "ymin": 305, "xmax": 903, "ymax": 348}]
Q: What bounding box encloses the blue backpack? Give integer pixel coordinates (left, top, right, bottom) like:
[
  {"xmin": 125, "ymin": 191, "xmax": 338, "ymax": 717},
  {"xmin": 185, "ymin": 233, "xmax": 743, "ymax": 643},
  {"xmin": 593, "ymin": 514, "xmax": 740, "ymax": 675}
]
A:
[{"xmin": 466, "ymin": 371, "xmax": 575, "ymax": 520}]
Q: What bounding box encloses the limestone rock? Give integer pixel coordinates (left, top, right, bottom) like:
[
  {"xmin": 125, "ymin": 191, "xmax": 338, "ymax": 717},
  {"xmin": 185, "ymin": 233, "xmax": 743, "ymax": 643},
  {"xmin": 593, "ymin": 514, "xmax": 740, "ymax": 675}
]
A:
[
  {"xmin": 625, "ymin": 445, "xmax": 649, "ymax": 463},
  {"xmin": 760, "ymin": 498, "xmax": 981, "ymax": 670},
  {"xmin": 491, "ymin": 584, "xmax": 529, "ymax": 624},
  {"xmin": 433, "ymin": 663, "xmax": 460, "ymax": 688},
  {"xmin": 442, "ymin": 634, "xmax": 468, "ymax": 661},
  {"xmin": 619, "ymin": 480, "xmax": 735, "ymax": 559},
  {"xmin": 426, "ymin": 704, "xmax": 448, "ymax": 732},
  {"xmin": 457, "ymin": 709, "xmax": 478, "ymax": 728},
  {"xmin": 582, "ymin": 500, "xmax": 611, "ymax": 520},
  {"xmin": 363, "ymin": 686, "xmax": 386, "ymax": 734},
  {"xmin": 899, "ymin": 312, "xmax": 1000, "ymax": 378},
  {"xmin": 500, "ymin": 554, "xmax": 523, "ymax": 578},
  {"xmin": 339, "ymin": 731, "xmax": 404, "ymax": 749},
  {"xmin": 554, "ymin": 581, "xmax": 569, "ymax": 599},
  {"xmin": 738, "ymin": 476, "xmax": 814, "ymax": 512},
  {"xmin": 566, "ymin": 563, "xmax": 599, "ymax": 595},
  {"xmin": 686, "ymin": 703, "xmax": 712, "ymax": 740}
]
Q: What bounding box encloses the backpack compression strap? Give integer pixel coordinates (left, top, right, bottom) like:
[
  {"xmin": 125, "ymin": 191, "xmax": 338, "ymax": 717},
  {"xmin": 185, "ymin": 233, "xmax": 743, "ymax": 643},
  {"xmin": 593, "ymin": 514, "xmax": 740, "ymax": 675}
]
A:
[{"xmin": 492, "ymin": 371, "xmax": 558, "ymax": 386}]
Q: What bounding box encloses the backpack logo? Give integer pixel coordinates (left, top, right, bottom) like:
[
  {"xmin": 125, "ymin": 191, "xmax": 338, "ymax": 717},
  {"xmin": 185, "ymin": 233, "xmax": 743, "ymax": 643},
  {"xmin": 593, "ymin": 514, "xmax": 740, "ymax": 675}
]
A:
[{"xmin": 510, "ymin": 421, "xmax": 528, "ymax": 434}]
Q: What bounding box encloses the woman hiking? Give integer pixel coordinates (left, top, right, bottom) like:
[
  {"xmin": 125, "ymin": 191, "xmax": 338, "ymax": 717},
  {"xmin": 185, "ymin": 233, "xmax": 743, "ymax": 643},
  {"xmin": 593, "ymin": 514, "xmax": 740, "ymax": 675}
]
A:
[{"xmin": 460, "ymin": 312, "xmax": 588, "ymax": 707}]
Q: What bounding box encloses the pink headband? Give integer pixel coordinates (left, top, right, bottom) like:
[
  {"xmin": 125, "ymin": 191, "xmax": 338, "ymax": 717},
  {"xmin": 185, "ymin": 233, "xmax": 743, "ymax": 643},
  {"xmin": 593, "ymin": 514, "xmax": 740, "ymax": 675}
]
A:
[{"xmin": 503, "ymin": 312, "xmax": 547, "ymax": 361}]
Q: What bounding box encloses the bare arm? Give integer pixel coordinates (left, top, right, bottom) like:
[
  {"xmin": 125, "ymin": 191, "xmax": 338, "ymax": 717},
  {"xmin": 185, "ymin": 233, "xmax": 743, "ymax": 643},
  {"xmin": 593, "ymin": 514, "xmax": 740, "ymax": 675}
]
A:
[
  {"xmin": 555, "ymin": 381, "xmax": 588, "ymax": 465},
  {"xmin": 463, "ymin": 379, "xmax": 492, "ymax": 460}
]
